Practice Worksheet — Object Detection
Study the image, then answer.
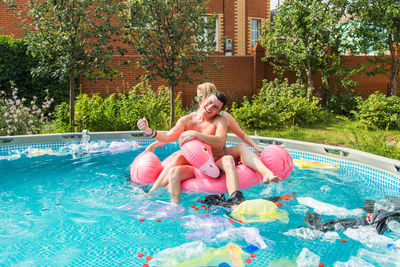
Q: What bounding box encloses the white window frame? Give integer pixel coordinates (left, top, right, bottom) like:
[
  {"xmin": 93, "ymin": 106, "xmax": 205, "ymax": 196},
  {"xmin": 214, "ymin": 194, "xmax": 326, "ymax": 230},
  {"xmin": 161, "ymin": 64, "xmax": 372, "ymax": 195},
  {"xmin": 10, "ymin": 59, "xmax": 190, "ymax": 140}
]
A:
[
  {"xmin": 201, "ymin": 15, "xmax": 219, "ymax": 51},
  {"xmin": 251, "ymin": 19, "xmax": 261, "ymax": 48}
]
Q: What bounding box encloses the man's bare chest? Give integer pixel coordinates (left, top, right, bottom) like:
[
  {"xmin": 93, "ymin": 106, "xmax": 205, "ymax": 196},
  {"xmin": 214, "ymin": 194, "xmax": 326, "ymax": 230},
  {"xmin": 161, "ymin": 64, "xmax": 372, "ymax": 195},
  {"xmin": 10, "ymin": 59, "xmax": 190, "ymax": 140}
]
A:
[{"xmin": 186, "ymin": 120, "xmax": 217, "ymax": 135}]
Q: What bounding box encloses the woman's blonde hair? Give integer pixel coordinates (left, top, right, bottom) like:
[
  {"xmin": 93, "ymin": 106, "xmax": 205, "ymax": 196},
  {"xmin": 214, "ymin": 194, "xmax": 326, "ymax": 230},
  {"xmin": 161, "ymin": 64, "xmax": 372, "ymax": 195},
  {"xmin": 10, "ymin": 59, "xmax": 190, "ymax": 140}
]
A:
[{"xmin": 197, "ymin": 82, "xmax": 217, "ymax": 100}]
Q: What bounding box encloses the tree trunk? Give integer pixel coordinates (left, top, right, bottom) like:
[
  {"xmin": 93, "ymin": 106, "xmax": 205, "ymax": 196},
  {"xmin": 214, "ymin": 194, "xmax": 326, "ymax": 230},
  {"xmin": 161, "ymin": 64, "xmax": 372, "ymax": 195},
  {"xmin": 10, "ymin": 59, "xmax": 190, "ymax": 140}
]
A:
[
  {"xmin": 69, "ymin": 71, "xmax": 75, "ymax": 130},
  {"xmin": 388, "ymin": 34, "xmax": 399, "ymax": 96},
  {"xmin": 306, "ymin": 66, "xmax": 314, "ymax": 101},
  {"xmin": 170, "ymin": 85, "xmax": 175, "ymax": 127}
]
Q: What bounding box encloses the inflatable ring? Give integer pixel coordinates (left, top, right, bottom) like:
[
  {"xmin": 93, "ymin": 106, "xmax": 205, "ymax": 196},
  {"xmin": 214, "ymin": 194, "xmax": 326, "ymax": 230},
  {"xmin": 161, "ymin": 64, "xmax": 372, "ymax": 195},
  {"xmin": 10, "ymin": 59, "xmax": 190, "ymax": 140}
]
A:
[
  {"xmin": 130, "ymin": 141, "xmax": 293, "ymax": 194},
  {"xmin": 181, "ymin": 139, "xmax": 220, "ymax": 178}
]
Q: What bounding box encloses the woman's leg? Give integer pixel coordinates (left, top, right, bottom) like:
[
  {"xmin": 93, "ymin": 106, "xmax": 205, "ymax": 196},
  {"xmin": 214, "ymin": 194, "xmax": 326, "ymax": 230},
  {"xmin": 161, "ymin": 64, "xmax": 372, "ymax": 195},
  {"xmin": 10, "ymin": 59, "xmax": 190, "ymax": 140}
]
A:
[
  {"xmin": 167, "ymin": 166, "xmax": 195, "ymax": 204},
  {"xmin": 146, "ymin": 154, "xmax": 189, "ymax": 194},
  {"xmin": 225, "ymin": 143, "xmax": 279, "ymax": 184}
]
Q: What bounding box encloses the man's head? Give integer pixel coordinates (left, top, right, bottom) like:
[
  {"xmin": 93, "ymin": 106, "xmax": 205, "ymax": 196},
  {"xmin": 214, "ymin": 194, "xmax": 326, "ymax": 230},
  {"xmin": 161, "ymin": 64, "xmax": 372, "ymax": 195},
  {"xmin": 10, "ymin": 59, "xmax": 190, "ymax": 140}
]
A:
[
  {"xmin": 212, "ymin": 91, "xmax": 228, "ymax": 110},
  {"xmin": 202, "ymin": 91, "xmax": 228, "ymax": 116}
]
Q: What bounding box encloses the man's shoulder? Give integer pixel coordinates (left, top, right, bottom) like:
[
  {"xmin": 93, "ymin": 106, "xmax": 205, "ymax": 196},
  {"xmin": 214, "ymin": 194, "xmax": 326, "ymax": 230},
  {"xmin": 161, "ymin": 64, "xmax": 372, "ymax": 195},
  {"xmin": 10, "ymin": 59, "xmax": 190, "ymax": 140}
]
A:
[
  {"xmin": 177, "ymin": 112, "xmax": 196, "ymax": 123},
  {"xmin": 222, "ymin": 111, "xmax": 233, "ymax": 120},
  {"xmin": 214, "ymin": 113, "xmax": 228, "ymax": 125},
  {"xmin": 222, "ymin": 111, "xmax": 236, "ymax": 124}
]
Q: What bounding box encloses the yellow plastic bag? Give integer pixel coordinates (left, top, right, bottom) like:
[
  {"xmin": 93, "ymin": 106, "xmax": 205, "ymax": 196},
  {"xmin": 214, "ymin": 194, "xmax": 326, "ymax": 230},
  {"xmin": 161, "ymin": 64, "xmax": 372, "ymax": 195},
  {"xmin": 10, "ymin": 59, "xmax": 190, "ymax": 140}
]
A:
[{"xmin": 230, "ymin": 199, "xmax": 289, "ymax": 223}]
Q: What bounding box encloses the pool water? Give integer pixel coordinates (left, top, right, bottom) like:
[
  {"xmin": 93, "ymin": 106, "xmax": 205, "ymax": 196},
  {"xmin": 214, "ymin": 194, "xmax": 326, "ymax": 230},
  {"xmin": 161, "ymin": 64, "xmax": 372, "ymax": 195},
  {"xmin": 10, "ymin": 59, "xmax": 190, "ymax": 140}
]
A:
[{"xmin": 0, "ymin": 142, "xmax": 399, "ymax": 266}]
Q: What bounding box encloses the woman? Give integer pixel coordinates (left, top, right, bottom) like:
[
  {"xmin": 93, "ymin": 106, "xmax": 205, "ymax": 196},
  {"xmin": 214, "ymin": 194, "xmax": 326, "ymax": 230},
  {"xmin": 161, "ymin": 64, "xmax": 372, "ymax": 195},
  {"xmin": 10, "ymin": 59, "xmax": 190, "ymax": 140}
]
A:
[{"xmin": 145, "ymin": 82, "xmax": 279, "ymax": 187}]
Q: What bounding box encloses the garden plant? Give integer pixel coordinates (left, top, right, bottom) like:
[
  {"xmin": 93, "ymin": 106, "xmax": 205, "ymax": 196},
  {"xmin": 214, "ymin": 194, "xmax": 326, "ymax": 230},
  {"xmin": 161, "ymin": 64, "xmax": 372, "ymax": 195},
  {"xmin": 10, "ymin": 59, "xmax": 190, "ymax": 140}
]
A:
[
  {"xmin": 1, "ymin": 77, "xmax": 399, "ymax": 160},
  {"xmin": 0, "ymin": 85, "xmax": 53, "ymax": 136},
  {"xmin": 1, "ymin": 0, "xmax": 400, "ymax": 161}
]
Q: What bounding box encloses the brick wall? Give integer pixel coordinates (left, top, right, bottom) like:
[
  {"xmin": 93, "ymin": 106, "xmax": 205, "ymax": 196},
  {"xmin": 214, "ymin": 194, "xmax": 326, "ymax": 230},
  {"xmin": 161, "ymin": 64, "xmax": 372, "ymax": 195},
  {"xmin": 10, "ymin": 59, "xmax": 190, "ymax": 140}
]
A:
[
  {"xmin": 0, "ymin": 0, "xmax": 26, "ymax": 38},
  {"xmin": 206, "ymin": 0, "xmax": 223, "ymax": 13},
  {"xmin": 1, "ymin": 0, "xmax": 271, "ymax": 57},
  {"xmin": 248, "ymin": 0, "xmax": 270, "ymax": 19},
  {"xmin": 263, "ymin": 55, "xmax": 393, "ymax": 98},
  {"xmin": 81, "ymin": 48, "xmax": 396, "ymax": 108},
  {"xmin": 342, "ymin": 56, "xmax": 391, "ymax": 96},
  {"xmin": 235, "ymin": 0, "xmax": 246, "ymax": 55},
  {"xmin": 222, "ymin": 0, "xmax": 236, "ymax": 54},
  {"xmin": 1, "ymin": 0, "xmax": 395, "ymax": 102},
  {"xmin": 81, "ymin": 54, "xmax": 254, "ymax": 107}
]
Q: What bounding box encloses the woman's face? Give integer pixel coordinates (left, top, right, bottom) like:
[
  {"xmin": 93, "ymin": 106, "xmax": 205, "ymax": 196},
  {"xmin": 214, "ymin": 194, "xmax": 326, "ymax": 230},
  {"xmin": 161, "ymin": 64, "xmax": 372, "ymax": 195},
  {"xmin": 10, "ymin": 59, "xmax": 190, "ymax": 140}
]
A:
[{"xmin": 196, "ymin": 89, "xmax": 204, "ymax": 104}]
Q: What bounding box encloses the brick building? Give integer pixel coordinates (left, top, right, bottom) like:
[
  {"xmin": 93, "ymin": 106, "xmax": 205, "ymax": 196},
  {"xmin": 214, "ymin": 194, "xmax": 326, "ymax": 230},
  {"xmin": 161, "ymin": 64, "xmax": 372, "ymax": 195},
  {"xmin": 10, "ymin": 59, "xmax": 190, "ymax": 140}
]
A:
[
  {"xmin": 205, "ymin": 0, "xmax": 270, "ymax": 56},
  {"xmin": 0, "ymin": 0, "xmax": 393, "ymax": 106}
]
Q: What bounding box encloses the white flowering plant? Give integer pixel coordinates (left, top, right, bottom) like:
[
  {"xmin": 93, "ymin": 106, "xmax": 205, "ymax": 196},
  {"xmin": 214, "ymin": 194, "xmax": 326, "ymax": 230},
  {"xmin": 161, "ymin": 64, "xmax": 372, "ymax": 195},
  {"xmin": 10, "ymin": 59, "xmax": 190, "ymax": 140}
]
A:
[{"xmin": 0, "ymin": 85, "xmax": 54, "ymax": 136}]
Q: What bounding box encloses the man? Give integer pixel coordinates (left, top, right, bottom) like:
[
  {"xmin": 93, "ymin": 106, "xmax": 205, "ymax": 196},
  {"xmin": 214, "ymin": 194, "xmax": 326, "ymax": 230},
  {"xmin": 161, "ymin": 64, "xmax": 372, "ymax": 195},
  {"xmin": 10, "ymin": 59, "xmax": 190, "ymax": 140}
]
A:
[{"xmin": 137, "ymin": 91, "xmax": 244, "ymax": 205}]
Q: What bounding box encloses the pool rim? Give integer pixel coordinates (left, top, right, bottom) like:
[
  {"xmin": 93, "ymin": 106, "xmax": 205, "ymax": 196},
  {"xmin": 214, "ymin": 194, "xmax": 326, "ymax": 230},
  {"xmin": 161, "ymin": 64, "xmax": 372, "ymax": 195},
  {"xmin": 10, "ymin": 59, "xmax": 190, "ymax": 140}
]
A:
[{"xmin": 0, "ymin": 130, "xmax": 399, "ymax": 178}]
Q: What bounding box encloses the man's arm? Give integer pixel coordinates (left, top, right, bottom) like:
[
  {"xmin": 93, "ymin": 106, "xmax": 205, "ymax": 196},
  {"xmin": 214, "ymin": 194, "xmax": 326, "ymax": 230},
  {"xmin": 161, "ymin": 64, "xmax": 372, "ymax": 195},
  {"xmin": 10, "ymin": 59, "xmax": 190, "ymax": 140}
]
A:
[
  {"xmin": 137, "ymin": 116, "xmax": 187, "ymax": 144},
  {"xmin": 179, "ymin": 116, "xmax": 228, "ymax": 147}
]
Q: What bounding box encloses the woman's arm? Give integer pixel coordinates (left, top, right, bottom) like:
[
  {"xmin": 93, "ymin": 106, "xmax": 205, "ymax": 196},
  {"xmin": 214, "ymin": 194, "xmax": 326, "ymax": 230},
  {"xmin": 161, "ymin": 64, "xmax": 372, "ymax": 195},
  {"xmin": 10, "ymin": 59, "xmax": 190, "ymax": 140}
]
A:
[
  {"xmin": 224, "ymin": 112, "xmax": 262, "ymax": 154},
  {"xmin": 145, "ymin": 141, "xmax": 164, "ymax": 152}
]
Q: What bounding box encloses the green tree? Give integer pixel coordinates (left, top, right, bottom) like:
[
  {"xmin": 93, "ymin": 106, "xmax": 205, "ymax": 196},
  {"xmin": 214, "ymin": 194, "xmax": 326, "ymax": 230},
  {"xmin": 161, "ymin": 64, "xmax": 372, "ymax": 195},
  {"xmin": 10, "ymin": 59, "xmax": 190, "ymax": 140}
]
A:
[
  {"xmin": 350, "ymin": 0, "xmax": 400, "ymax": 96},
  {"xmin": 121, "ymin": 0, "xmax": 217, "ymax": 126},
  {"xmin": 0, "ymin": 35, "xmax": 68, "ymax": 105},
  {"xmin": 6, "ymin": 0, "xmax": 126, "ymax": 128},
  {"xmin": 262, "ymin": 0, "xmax": 357, "ymax": 99}
]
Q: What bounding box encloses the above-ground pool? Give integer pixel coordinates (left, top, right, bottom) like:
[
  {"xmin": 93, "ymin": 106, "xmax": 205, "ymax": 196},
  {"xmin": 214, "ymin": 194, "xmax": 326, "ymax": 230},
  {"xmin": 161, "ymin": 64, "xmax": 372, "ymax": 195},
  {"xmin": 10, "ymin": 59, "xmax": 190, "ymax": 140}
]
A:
[{"xmin": 1, "ymin": 132, "xmax": 400, "ymax": 266}]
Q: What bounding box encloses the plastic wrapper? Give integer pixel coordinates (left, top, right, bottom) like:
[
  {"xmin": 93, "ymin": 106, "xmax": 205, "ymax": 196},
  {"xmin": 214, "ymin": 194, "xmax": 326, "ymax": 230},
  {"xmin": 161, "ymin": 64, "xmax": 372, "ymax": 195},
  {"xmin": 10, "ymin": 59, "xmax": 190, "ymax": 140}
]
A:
[
  {"xmin": 296, "ymin": 248, "xmax": 320, "ymax": 267},
  {"xmin": 115, "ymin": 200, "xmax": 186, "ymax": 220},
  {"xmin": 230, "ymin": 199, "xmax": 289, "ymax": 223},
  {"xmin": 297, "ymin": 197, "xmax": 364, "ymax": 218},
  {"xmin": 183, "ymin": 215, "xmax": 273, "ymax": 250},
  {"xmin": 343, "ymin": 226, "xmax": 394, "ymax": 248},
  {"xmin": 150, "ymin": 241, "xmax": 247, "ymax": 267}
]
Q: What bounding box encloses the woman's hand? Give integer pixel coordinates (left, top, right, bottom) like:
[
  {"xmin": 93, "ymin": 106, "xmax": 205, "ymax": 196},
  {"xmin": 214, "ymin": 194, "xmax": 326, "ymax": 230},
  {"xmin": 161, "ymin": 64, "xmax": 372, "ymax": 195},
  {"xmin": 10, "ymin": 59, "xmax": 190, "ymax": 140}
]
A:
[
  {"xmin": 254, "ymin": 146, "xmax": 263, "ymax": 156},
  {"xmin": 145, "ymin": 141, "xmax": 164, "ymax": 152}
]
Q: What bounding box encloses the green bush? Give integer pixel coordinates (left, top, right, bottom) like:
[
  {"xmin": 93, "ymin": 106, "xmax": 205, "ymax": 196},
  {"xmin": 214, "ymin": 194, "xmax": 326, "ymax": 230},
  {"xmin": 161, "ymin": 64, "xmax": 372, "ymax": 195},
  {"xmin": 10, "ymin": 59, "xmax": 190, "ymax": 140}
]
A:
[
  {"xmin": 51, "ymin": 102, "xmax": 70, "ymax": 133},
  {"xmin": 325, "ymin": 90, "xmax": 361, "ymax": 117},
  {"xmin": 52, "ymin": 82, "xmax": 185, "ymax": 132},
  {"xmin": 354, "ymin": 92, "xmax": 400, "ymax": 130},
  {"xmin": 231, "ymin": 79, "xmax": 326, "ymax": 129},
  {"xmin": 0, "ymin": 35, "xmax": 68, "ymax": 106}
]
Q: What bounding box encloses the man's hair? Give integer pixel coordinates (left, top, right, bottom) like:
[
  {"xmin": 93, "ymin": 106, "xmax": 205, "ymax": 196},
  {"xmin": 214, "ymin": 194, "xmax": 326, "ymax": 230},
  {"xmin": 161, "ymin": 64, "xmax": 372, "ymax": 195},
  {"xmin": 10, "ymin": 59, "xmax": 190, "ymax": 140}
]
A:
[{"xmin": 211, "ymin": 91, "xmax": 228, "ymax": 111}]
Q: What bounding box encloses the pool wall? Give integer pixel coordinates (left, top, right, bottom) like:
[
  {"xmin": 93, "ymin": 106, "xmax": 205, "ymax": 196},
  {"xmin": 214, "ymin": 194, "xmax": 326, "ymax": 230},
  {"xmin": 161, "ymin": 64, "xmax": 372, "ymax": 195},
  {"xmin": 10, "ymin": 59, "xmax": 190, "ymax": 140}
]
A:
[{"xmin": 1, "ymin": 131, "xmax": 399, "ymax": 194}]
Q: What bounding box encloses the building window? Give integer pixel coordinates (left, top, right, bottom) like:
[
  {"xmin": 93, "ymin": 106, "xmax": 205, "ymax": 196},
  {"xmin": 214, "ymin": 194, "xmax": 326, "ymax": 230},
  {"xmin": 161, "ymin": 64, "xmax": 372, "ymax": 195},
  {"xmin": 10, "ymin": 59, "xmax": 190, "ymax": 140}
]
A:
[
  {"xmin": 251, "ymin": 19, "xmax": 261, "ymax": 47},
  {"xmin": 200, "ymin": 16, "xmax": 218, "ymax": 51}
]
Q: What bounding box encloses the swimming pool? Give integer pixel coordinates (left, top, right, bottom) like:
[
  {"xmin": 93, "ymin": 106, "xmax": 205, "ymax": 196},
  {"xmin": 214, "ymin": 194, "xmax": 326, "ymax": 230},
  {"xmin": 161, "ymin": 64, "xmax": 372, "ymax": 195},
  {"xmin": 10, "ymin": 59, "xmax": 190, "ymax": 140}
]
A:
[{"xmin": 1, "ymin": 132, "xmax": 399, "ymax": 266}]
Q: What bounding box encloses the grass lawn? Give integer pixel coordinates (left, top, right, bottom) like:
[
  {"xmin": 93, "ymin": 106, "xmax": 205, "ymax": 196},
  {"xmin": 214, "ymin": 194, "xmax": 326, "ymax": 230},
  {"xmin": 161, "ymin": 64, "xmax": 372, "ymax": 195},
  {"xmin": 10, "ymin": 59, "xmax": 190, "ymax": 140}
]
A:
[{"xmin": 245, "ymin": 116, "xmax": 400, "ymax": 160}]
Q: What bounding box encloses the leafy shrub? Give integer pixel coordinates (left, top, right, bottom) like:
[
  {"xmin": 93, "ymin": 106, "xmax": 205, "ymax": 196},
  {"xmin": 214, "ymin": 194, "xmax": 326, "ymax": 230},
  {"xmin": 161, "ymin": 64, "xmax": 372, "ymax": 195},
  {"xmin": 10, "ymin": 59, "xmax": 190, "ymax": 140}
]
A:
[
  {"xmin": 354, "ymin": 92, "xmax": 400, "ymax": 130},
  {"xmin": 325, "ymin": 90, "xmax": 361, "ymax": 117},
  {"xmin": 0, "ymin": 85, "xmax": 54, "ymax": 135},
  {"xmin": 231, "ymin": 79, "xmax": 326, "ymax": 129},
  {"xmin": 51, "ymin": 102, "xmax": 70, "ymax": 133},
  {"xmin": 346, "ymin": 126, "xmax": 400, "ymax": 160},
  {"xmin": 52, "ymin": 82, "xmax": 185, "ymax": 132},
  {"xmin": 0, "ymin": 35, "xmax": 68, "ymax": 106}
]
